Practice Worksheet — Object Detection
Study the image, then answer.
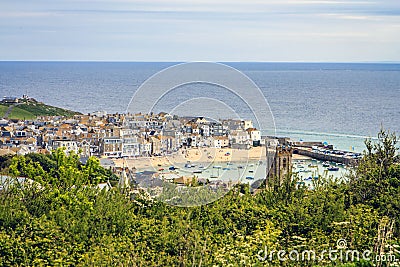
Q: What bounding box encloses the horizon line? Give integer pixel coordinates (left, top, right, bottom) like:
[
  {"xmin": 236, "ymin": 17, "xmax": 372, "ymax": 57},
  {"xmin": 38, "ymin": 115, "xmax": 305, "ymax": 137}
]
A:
[{"xmin": 1, "ymin": 60, "xmax": 400, "ymax": 64}]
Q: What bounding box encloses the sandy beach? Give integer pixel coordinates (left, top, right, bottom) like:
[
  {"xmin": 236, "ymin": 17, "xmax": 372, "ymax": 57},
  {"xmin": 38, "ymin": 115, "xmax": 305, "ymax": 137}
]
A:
[{"xmin": 113, "ymin": 147, "xmax": 266, "ymax": 170}]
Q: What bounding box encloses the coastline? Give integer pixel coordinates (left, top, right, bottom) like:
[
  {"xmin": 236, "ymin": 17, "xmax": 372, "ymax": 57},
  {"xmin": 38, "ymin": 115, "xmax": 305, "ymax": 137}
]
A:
[{"xmin": 112, "ymin": 147, "xmax": 266, "ymax": 170}]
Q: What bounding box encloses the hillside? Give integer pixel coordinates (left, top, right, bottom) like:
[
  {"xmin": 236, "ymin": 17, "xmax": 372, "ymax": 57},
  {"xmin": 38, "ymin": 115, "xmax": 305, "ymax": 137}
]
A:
[{"xmin": 0, "ymin": 98, "xmax": 81, "ymax": 120}]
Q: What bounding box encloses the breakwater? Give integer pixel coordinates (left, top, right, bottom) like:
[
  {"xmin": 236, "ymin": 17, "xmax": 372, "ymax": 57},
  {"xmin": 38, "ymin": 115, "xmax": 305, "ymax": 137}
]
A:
[{"xmin": 293, "ymin": 146, "xmax": 361, "ymax": 166}]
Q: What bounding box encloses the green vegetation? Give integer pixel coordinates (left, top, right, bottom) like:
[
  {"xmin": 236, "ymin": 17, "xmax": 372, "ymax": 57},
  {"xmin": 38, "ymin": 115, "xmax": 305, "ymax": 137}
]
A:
[
  {"xmin": 4, "ymin": 106, "xmax": 36, "ymax": 120},
  {"xmin": 0, "ymin": 130, "xmax": 399, "ymax": 266},
  {"xmin": 0, "ymin": 99, "xmax": 80, "ymax": 120},
  {"xmin": 0, "ymin": 106, "xmax": 7, "ymax": 118}
]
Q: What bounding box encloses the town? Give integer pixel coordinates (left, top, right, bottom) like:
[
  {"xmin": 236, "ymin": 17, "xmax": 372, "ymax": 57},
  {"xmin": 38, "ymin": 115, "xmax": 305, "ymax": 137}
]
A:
[
  {"xmin": 0, "ymin": 111, "xmax": 265, "ymax": 159},
  {"xmin": 0, "ymin": 96, "xmax": 362, "ymax": 189}
]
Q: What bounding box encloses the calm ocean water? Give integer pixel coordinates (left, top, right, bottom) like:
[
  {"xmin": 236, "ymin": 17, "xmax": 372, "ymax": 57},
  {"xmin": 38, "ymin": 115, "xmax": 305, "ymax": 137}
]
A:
[{"xmin": 1, "ymin": 62, "xmax": 399, "ymax": 152}]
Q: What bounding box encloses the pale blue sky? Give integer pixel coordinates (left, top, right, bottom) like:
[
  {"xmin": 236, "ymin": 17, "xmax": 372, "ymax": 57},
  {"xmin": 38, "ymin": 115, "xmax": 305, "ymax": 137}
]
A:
[{"xmin": 1, "ymin": 0, "xmax": 400, "ymax": 61}]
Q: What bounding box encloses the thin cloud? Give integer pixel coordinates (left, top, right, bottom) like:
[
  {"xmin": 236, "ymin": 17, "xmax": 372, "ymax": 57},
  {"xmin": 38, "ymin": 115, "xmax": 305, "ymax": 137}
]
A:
[
  {"xmin": 318, "ymin": 13, "xmax": 381, "ymax": 20},
  {"xmin": 0, "ymin": 0, "xmax": 399, "ymax": 61},
  {"xmin": 285, "ymin": 0, "xmax": 376, "ymax": 4},
  {"xmin": 0, "ymin": 11, "xmax": 60, "ymax": 18}
]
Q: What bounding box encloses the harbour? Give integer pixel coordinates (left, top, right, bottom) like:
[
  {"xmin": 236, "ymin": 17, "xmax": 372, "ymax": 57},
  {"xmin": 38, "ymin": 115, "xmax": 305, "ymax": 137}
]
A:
[{"xmin": 292, "ymin": 141, "xmax": 362, "ymax": 166}]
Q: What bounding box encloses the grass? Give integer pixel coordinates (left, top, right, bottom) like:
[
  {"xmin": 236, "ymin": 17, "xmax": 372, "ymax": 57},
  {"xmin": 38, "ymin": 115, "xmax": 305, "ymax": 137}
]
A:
[
  {"xmin": 0, "ymin": 105, "xmax": 8, "ymax": 118},
  {"xmin": 8, "ymin": 107, "xmax": 36, "ymax": 120},
  {"xmin": 17, "ymin": 103, "xmax": 79, "ymax": 117},
  {"xmin": 0, "ymin": 101, "xmax": 80, "ymax": 120}
]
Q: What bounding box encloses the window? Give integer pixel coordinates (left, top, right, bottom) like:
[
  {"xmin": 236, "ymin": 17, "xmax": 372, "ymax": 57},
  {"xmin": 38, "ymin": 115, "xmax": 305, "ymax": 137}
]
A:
[{"xmin": 283, "ymin": 158, "xmax": 287, "ymax": 169}]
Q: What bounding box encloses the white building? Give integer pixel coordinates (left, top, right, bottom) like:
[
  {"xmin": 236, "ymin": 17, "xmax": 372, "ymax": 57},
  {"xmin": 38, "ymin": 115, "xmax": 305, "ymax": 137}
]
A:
[
  {"xmin": 51, "ymin": 140, "xmax": 79, "ymax": 154},
  {"xmin": 212, "ymin": 136, "xmax": 229, "ymax": 148},
  {"xmin": 247, "ymin": 129, "xmax": 261, "ymax": 142},
  {"xmin": 139, "ymin": 138, "xmax": 152, "ymax": 156},
  {"xmin": 243, "ymin": 120, "xmax": 253, "ymax": 130},
  {"xmin": 201, "ymin": 124, "xmax": 210, "ymax": 137},
  {"xmin": 122, "ymin": 137, "xmax": 140, "ymax": 157},
  {"xmin": 229, "ymin": 129, "xmax": 250, "ymax": 144}
]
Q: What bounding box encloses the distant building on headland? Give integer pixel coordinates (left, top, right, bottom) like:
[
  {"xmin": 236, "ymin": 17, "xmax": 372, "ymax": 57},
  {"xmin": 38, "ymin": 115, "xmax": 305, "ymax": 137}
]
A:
[
  {"xmin": 1, "ymin": 95, "xmax": 36, "ymax": 104},
  {"xmin": 1, "ymin": 97, "xmax": 19, "ymax": 104}
]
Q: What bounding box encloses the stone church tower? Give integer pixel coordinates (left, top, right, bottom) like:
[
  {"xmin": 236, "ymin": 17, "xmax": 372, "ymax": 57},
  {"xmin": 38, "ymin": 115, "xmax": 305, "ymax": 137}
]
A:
[{"xmin": 266, "ymin": 137, "xmax": 293, "ymax": 186}]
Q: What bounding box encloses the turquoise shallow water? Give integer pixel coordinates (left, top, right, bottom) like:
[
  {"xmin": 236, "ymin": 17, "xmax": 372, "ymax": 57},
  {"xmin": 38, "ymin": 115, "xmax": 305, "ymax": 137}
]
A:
[
  {"xmin": 1, "ymin": 62, "xmax": 399, "ymax": 153},
  {"xmin": 136, "ymin": 160, "xmax": 266, "ymax": 185},
  {"xmin": 292, "ymin": 158, "xmax": 350, "ymax": 188},
  {"xmin": 276, "ymin": 129, "xmax": 371, "ymax": 153}
]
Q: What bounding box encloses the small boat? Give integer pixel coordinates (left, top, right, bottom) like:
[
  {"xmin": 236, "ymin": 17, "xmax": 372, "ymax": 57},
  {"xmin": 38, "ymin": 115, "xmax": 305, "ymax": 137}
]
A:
[
  {"xmin": 169, "ymin": 166, "xmax": 176, "ymax": 170},
  {"xmin": 210, "ymin": 175, "xmax": 218, "ymax": 178},
  {"xmin": 328, "ymin": 167, "xmax": 339, "ymax": 171},
  {"xmin": 193, "ymin": 170, "xmax": 202, "ymax": 174},
  {"xmin": 227, "ymin": 162, "xmax": 234, "ymax": 165},
  {"xmin": 158, "ymin": 168, "xmax": 164, "ymax": 171},
  {"xmin": 238, "ymin": 165, "xmax": 244, "ymax": 169},
  {"xmin": 246, "ymin": 176, "xmax": 254, "ymax": 180},
  {"xmin": 222, "ymin": 168, "xmax": 230, "ymax": 171},
  {"xmin": 248, "ymin": 170, "xmax": 254, "ymax": 173},
  {"xmin": 185, "ymin": 163, "xmax": 192, "ymax": 168},
  {"xmin": 199, "ymin": 165, "xmax": 204, "ymax": 169},
  {"xmin": 308, "ymin": 164, "xmax": 317, "ymax": 168},
  {"xmin": 322, "ymin": 163, "xmax": 330, "ymax": 167},
  {"xmin": 213, "ymin": 166, "xmax": 222, "ymax": 169}
]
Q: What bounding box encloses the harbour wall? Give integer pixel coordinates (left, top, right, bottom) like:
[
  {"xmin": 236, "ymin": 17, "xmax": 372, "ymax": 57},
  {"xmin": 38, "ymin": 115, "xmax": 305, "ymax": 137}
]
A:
[{"xmin": 293, "ymin": 147, "xmax": 358, "ymax": 166}]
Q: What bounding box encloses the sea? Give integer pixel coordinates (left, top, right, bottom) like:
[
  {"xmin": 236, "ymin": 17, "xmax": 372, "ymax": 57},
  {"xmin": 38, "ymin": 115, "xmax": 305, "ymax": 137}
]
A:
[{"xmin": 1, "ymin": 62, "xmax": 399, "ymax": 153}]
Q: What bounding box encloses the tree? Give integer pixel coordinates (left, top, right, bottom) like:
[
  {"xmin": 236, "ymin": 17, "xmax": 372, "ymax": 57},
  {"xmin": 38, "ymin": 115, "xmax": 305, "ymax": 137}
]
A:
[{"xmin": 350, "ymin": 129, "xmax": 400, "ymax": 218}]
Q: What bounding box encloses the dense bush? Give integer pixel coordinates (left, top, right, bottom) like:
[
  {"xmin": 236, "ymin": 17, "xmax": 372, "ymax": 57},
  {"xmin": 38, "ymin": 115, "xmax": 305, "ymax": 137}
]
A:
[{"xmin": 0, "ymin": 130, "xmax": 399, "ymax": 266}]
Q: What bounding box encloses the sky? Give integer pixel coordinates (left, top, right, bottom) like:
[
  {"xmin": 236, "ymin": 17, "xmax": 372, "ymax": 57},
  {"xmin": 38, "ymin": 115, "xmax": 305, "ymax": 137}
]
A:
[{"xmin": 1, "ymin": 0, "xmax": 400, "ymax": 62}]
